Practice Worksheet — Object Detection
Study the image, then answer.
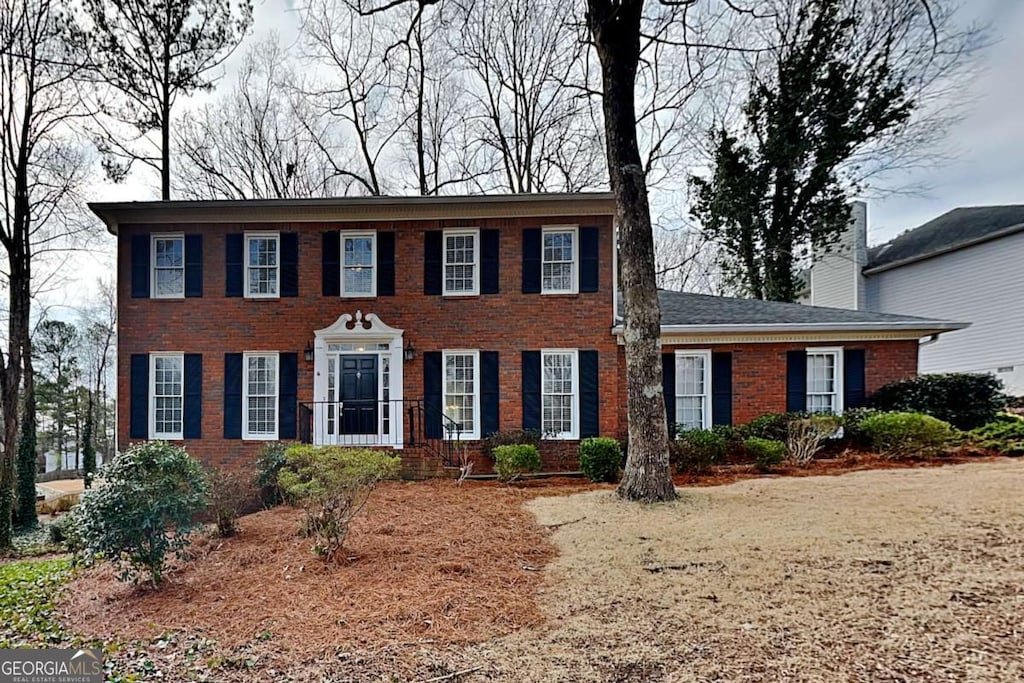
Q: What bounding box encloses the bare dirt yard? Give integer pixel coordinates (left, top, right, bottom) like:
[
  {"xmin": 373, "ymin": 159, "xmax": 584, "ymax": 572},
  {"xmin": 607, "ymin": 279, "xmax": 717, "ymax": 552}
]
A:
[{"xmin": 468, "ymin": 459, "xmax": 1024, "ymax": 682}]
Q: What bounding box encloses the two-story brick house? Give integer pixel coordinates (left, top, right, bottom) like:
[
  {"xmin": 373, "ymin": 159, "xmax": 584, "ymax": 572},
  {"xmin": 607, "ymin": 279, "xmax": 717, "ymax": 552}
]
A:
[{"xmin": 91, "ymin": 193, "xmax": 965, "ymax": 476}]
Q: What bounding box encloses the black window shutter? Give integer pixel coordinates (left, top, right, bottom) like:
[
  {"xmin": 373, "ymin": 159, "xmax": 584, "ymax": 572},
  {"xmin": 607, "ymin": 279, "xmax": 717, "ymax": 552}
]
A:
[
  {"xmin": 481, "ymin": 351, "xmax": 500, "ymax": 437},
  {"xmin": 481, "ymin": 229, "xmax": 500, "ymax": 294},
  {"xmin": 279, "ymin": 353, "xmax": 298, "ymax": 439},
  {"xmin": 424, "ymin": 231, "xmax": 442, "ymax": 295},
  {"xmin": 225, "ymin": 234, "xmax": 244, "ymax": 297},
  {"xmin": 521, "ymin": 228, "xmax": 541, "ymax": 293},
  {"xmin": 184, "ymin": 235, "xmax": 202, "ymax": 297},
  {"xmin": 579, "ymin": 226, "xmax": 600, "ymax": 293},
  {"xmin": 711, "ymin": 352, "xmax": 733, "ymax": 426},
  {"xmin": 580, "ymin": 350, "xmax": 599, "ymax": 438},
  {"xmin": 322, "ymin": 231, "xmax": 340, "ymax": 296},
  {"xmin": 280, "ymin": 232, "xmax": 298, "ymax": 297},
  {"xmin": 224, "ymin": 353, "xmax": 243, "ymax": 439},
  {"xmin": 522, "ymin": 351, "xmax": 541, "ymax": 430},
  {"xmin": 662, "ymin": 352, "xmax": 676, "ymax": 430},
  {"xmin": 423, "ymin": 351, "xmax": 442, "ymax": 438},
  {"xmin": 844, "ymin": 349, "xmax": 867, "ymax": 410},
  {"xmin": 130, "ymin": 235, "xmax": 150, "ymax": 298},
  {"xmin": 786, "ymin": 350, "xmax": 808, "ymax": 412},
  {"xmin": 377, "ymin": 232, "xmax": 396, "ymax": 296},
  {"xmin": 129, "ymin": 354, "xmax": 149, "ymax": 438},
  {"xmin": 183, "ymin": 354, "xmax": 203, "ymax": 439}
]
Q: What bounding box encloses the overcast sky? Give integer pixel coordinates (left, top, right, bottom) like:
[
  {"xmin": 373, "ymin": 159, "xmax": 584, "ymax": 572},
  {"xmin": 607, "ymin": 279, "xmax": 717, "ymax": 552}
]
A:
[{"xmin": 72, "ymin": 0, "xmax": 1023, "ymax": 306}]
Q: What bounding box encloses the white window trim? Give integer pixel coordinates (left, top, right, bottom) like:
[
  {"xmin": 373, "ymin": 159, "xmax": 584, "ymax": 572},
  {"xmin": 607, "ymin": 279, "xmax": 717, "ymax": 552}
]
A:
[
  {"xmin": 442, "ymin": 228, "xmax": 480, "ymax": 296},
  {"xmin": 442, "ymin": 349, "xmax": 481, "ymax": 441},
  {"xmin": 150, "ymin": 352, "xmax": 184, "ymax": 440},
  {"xmin": 541, "ymin": 348, "xmax": 579, "ymax": 440},
  {"xmin": 541, "ymin": 225, "xmax": 579, "ymax": 295},
  {"xmin": 244, "ymin": 232, "xmax": 281, "ymax": 299},
  {"xmin": 242, "ymin": 351, "xmax": 280, "ymax": 441},
  {"xmin": 151, "ymin": 233, "xmax": 185, "ymax": 299},
  {"xmin": 805, "ymin": 346, "xmax": 844, "ymax": 415},
  {"xmin": 340, "ymin": 230, "xmax": 377, "ymax": 298},
  {"xmin": 674, "ymin": 349, "xmax": 712, "ymax": 431}
]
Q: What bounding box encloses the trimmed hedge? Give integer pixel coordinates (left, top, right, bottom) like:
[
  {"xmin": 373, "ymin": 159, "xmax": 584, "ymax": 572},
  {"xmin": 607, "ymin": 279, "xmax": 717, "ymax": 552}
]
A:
[
  {"xmin": 869, "ymin": 373, "xmax": 1006, "ymax": 430},
  {"xmin": 672, "ymin": 428, "xmax": 727, "ymax": 474},
  {"xmin": 579, "ymin": 437, "xmax": 622, "ymax": 483},
  {"xmin": 859, "ymin": 412, "xmax": 955, "ymax": 459},
  {"xmin": 969, "ymin": 414, "xmax": 1024, "ymax": 456},
  {"xmin": 493, "ymin": 444, "xmax": 542, "ymax": 482},
  {"xmin": 744, "ymin": 437, "xmax": 785, "ymax": 471}
]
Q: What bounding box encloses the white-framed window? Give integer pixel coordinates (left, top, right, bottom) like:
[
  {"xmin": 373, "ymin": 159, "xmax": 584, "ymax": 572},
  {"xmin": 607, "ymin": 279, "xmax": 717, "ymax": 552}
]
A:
[
  {"xmin": 243, "ymin": 352, "xmax": 279, "ymax": 440},
  {"xmin": 542, "ymin": 349, "xmax": 578, "ymax": 439},
  {"xmin": 150, "ymin": 353, "xmax": 184, "ymax": 439},
  {"xmin": 443, "ymin": 350, "xmax": 480, "ymax": 440},
  {"xmin": 675, "ymin": 350, "xmax": 711, "ymax": 431},
  {"xmin": 806, "ymin": 347, "xmax": 844, "ymax": 414},
  {"xmin": 151, "ymin": 234, "xmax": 184, "ymax": 298},
  {"xmin": 245, "ymin": 233, "xmax": 280, "ymax": 298},
  {"xmin": 542, "ymin": 226, "xmax": 578, "ymax": 294},
  {"xmin": 341, "ymin": 231, "xmax": 376, "ymax": 297},
  {"xmin": 443, "ymin": 229, "xmax": 479, "ymax": 296}
]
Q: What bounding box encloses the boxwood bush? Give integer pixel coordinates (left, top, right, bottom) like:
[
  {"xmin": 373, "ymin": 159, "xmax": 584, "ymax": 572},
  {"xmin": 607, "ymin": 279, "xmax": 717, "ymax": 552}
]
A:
[
  {"xmin": 493, "ymin": 444, "xmax": 542, "ymax": 482},
  {"xmin": 744, "ymin": 437, "xmax": 785, "ymax": 471},
  {"xmin": 739, "ymin": 412, "xmax": 811, "ymax": 443},
  {"xmin": 859, "ymin": 412, "xmax": 956, "ymax": 459},
  {"xmin": 73, "ymin": 441, "xmax": 209, "ymax": 586},
  {"xmin": 578, "ymin": 437, "xmax": 622, "ymax": 483},
  {"xmin": 868, "ymin": 373, "xmax": 1007, "ymax": 430},
  {"xmin": 672, "ymin": 428, "xmax": 727, "ymax": 474}
]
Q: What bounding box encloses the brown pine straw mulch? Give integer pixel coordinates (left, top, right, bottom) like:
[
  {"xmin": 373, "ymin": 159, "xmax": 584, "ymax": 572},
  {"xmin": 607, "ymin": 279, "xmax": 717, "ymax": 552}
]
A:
[{"xmin": 58, "ymin": 480, "xmax": 557, "ymax": 659}]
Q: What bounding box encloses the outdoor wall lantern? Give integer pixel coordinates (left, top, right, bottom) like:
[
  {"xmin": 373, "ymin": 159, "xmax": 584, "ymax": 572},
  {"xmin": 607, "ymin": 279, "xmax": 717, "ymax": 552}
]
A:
[
  {"xmin": 303, "ymin": 341, "xmax": 314, "ymax": 362},
  {"xmin": 403, "ymin": 342, "xmax": 416, "ymax": 361}
]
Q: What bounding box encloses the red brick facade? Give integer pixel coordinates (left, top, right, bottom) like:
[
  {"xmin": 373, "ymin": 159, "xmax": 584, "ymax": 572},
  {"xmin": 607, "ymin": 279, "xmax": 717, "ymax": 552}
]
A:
[{"xmin": 106, "ymin": 197, "xmax": 924, "ymax": 476}]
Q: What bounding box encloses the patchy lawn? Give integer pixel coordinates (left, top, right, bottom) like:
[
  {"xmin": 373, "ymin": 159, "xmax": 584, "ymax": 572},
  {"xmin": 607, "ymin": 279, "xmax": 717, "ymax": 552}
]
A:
[{"xmin": 469, "ymin": 458, "xmax": 1024, "ymax": 682}]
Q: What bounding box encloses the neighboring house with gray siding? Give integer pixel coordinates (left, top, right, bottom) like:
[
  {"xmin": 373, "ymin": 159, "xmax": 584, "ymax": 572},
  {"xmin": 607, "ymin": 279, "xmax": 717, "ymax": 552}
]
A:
[{"xmin": 807, "ymin": 204, "xmax": 1024, "ymax": 395}]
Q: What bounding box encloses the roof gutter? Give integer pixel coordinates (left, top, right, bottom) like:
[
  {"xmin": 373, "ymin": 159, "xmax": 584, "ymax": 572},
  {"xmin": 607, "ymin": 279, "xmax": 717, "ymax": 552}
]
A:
[
  {"xmin": 611, "ymin": 320, "xmax": 969, "ymax": 336},
  {"xmin": 864, "ymin": 221, "xmax": 1024, "ymax": 275}
]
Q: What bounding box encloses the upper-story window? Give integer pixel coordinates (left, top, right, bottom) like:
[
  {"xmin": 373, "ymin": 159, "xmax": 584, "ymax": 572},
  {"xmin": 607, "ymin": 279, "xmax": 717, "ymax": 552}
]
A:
[
  {"xmin": 342, "ymin": 232, "xmax": 376, "ymax": 297},
  {"xmin": 152, "ymin": 235, "xmax": 184, "ymax": 298},
  {"xmin": 444, "ymin": 229, "xmax": 478, "ymax": 296},
  {"xmin": 246, "ymin": 233, "xmax": 279, "ymax": 298},
  {"xmin": 542, "ymin": 226, "xmax": 577, "ymax": 294},
  {"xmin": 151, "ymin": 353, "xmax": 184, "ymax": 439},
  {"xmin": 675, "ymin": 350, "xmax": 711, "ymax": 431},
  {"xmin": 806, "ymin": 347, "xmax": 843, "ymax": 414},
  {"xmin": 542, "ymin": 349, "xmax": 578, "ymax": 439}
]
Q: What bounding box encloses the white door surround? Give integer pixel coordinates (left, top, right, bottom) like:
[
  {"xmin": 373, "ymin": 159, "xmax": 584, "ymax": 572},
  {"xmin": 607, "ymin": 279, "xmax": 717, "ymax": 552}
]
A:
[{"xmin": 312, "ymin": 311, "xmax": 405, "ymax": 447}]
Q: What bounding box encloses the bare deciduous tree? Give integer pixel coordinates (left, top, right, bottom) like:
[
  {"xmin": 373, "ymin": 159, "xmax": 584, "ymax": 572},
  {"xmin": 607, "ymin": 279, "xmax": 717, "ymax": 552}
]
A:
[
  {"xmin": 175, "ymin": 35, "xmax": 345, "ymax": 200},
  {"xmin": 1, "ymin": 0, "xmax": 92, "ymax": 543}
]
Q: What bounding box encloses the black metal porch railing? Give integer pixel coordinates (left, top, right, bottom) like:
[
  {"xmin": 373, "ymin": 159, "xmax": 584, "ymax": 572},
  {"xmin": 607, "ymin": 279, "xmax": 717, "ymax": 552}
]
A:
[{"xmin": 298, "ymin": 399, "xmax": 464, "ymax": 467}]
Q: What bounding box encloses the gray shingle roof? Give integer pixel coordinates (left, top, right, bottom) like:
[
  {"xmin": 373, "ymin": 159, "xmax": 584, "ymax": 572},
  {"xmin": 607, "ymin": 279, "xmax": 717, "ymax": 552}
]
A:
[
  {"xmin": 652, "ymin": 290, "xmax": 957, "ymax": 328},
  {"xmin": 866, "ymin": 205, "xmax": 1024, "ymax": 272}
]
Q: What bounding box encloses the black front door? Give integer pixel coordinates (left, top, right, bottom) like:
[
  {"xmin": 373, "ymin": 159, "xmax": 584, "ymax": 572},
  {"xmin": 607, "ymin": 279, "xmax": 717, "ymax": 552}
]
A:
[{"xmin": 339, "ymin": 355, "xmax": 378, "ymax": 435}]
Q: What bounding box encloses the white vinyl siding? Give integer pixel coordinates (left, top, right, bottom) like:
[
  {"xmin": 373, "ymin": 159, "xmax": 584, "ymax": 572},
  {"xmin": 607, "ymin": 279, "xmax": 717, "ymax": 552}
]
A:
[
  {"xmin": 542, "ymin": 226, "xmax": 578, "ymax": 294},
  {"xmin": 151, "ymin": 235, "xmax": 184, "ymax": 298},
  {"xmin": 443, "ymin": 229, "xmax": 479, "ymax": 295},
  {"xmin": 150, "ymin": 354, "xmax": 184, "ymax": 439},
  {"xmin": 675, "ymin": 350, "xmax": 711, "ymax": 431},
  {"xmin": 243, "ymin": 353, "xmax": 279, "ymax": 440},
  {"xmin": 542, "ymin": 349, "xmax": 578, "ymax": 439},
  {"xmin": 341, "ymin": 232, "xmax": 376, "ymax": 297},
  {"xmin": 245, "ymin": 233, "xmax": 280, "ymax": 298},
  {"xmin": 443, "ymin": 350, "xmax": 479, "ymax": 440},
  {"xmin": 806, "ymin": 347, "xmax": 843, "ymax": 415}
]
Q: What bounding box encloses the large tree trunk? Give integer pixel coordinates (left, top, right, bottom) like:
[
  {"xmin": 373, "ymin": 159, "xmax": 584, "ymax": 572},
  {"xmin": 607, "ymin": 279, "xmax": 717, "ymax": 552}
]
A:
[
  {"xmin": 587, "ymin": 0, "xmax": 675, "ymax": 503},
  {"xmin": 16, "ymin": 341, "xmax": 39, "ymax": 528}
]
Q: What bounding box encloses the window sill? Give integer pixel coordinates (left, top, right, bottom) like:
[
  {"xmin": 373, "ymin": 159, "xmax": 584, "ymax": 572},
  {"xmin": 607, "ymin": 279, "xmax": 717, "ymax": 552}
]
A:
[{"xmin": 243, "ymin": 434, "xmax": 279, "ymax": 442}]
